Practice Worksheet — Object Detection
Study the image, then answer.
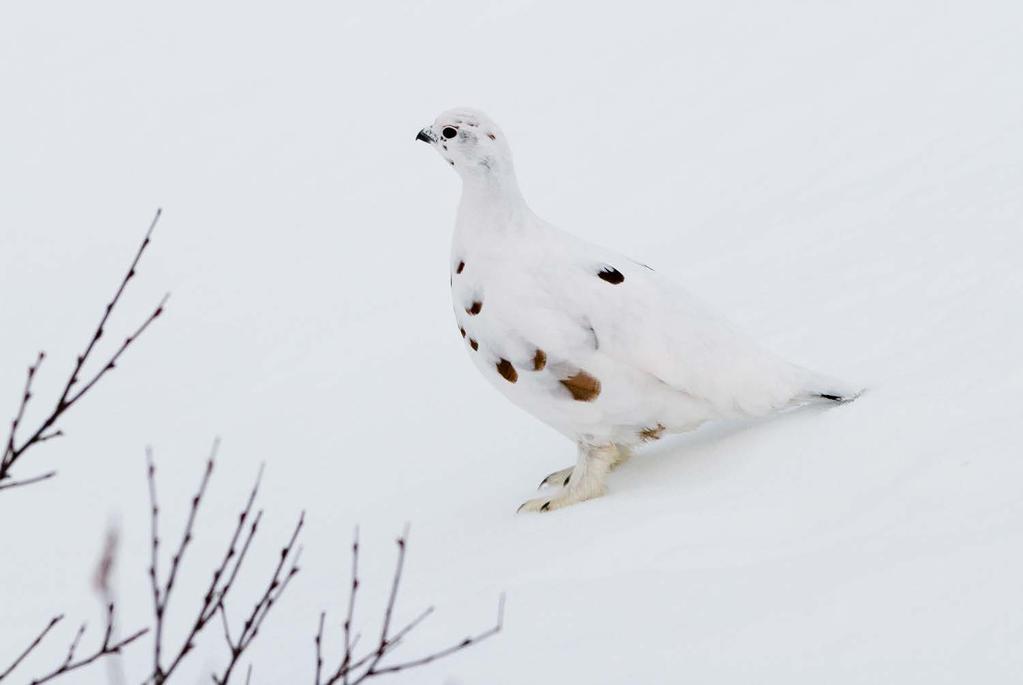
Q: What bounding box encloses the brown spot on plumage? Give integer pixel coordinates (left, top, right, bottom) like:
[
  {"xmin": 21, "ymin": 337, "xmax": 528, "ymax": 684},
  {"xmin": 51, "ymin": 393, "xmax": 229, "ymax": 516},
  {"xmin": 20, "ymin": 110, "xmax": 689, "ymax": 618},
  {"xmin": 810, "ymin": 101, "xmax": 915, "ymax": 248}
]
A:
[
  {"xmin": 639, "ymin": 424, "xmax": 666, "ymax": 442},
  {"xmin": 469, "ymin": 339, "xmax": 479, "ymax": 351},
  {"xmin": 456, "ymin": 260, "xmax": 465, "ymax": 274},
  {"xmin": 467, "ymin": 301, "xmax": 483, "ymax": 315},
  {"xmin": 559, "ymin": 370, "xmax": 601, "ymax": 401},
  {"xmin": 487, "ymin": 132, "xmax": 496, "ymax": 140},
  {"xmin": 459, "ymin": 327, "xmax": 466, "ymax": 338},
  {"xmin": 532, "ymin": 349, "xmax": 547, "ymax": 371},
  {"xmin": 496, "ymin": 358, "xmax": 518, "ymax": 383},
  {"xmin": 598, "ymin": 266, "xmax": 625, "ymax": 284}
]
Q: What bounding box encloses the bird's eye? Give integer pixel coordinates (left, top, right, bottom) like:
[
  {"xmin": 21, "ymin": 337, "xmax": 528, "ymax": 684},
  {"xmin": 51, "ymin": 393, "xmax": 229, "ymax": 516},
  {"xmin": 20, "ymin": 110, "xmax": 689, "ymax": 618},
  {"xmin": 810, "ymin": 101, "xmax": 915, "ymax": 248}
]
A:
[{"xmin": 442, "ymin": 126, "xmax": 458, "ymax": 140}]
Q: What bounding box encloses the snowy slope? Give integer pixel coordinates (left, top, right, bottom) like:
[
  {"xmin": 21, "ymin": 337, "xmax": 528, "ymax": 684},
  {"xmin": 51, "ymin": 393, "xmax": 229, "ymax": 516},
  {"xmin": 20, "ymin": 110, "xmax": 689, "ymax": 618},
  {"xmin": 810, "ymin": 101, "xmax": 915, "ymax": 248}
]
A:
[{"xmin": 1, "ymin": 1, "xmax": 1021, "ymax": 683}]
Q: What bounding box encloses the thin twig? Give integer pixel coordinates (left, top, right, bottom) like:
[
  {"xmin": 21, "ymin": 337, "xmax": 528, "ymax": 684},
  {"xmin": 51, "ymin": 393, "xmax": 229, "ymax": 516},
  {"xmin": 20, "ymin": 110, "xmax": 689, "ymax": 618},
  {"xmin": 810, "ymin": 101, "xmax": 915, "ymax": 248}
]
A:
[
  {"xmin": 146, "ymin": 449, "xmax": 164, "ymax": 679},
  {"xmin": 21, "ymin": 604, "xmax": 147, "ymax": 685},
  {"xmin": 163, "ymin": 442, "xmax": 218, "ymax": 610},
  {"xmin": 0, "ymin": 615, "xmax": 63, "ymax": 681},
  {"xmin": 212, "ymin": 513, "xmax": 305, "ymax": 685},
  {"xmin": 148, "ymin": 443, "xmax": 219, "ymax": 684},
  {"xmin": 2, "ymin": 352, "xmax": 45, "ymax": 466},
  {"xmin": 341, "ymin": 527, "xmax": 359, "ymax": 685},
  {"xmin": 316, "ymin": 530, "xmax": 504, "ymax": 685},
  {"xmin": 0, "ymin": 470, "xmax": 56, "ymax": 491},
  {"xmin": 144, "ymin": 450, "xmax": 302, "ymax": 685},
  {"xmin": 366, "ymin": 595, "xmax": 504, "ymax": 678},
  {"xmin": 315, "ymin": 612, "xmax": 326, "ymax": 685},
  {"xmin": 160, "ymin": 494, "xmax": 262, "ymax": 680},
  {"xmin": 1, "ymin": 210, "xmax": 167, "ymax": 491}
]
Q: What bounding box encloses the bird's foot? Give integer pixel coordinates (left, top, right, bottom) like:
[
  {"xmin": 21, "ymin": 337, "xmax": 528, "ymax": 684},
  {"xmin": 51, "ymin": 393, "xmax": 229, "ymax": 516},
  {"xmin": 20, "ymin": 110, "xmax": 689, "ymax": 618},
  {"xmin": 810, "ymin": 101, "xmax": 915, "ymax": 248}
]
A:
[
  {"xmin": 538, "ymin": 466, "xmax": 574, "ymax": 490},
  {"xmin": 518, "ymin": 483, "xmax": 607, "ymax": 513},
  {"xmin": 520, "ymin": 443, "xmax": 618, "ymax": 513}
]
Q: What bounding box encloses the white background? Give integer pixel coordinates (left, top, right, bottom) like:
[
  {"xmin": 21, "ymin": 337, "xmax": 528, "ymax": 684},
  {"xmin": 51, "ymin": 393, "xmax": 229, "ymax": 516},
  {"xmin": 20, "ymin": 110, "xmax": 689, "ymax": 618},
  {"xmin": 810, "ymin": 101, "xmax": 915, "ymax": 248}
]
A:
[{"xmin": 1, "ymin": 1, "xmax": 1021, "ymax": 682}]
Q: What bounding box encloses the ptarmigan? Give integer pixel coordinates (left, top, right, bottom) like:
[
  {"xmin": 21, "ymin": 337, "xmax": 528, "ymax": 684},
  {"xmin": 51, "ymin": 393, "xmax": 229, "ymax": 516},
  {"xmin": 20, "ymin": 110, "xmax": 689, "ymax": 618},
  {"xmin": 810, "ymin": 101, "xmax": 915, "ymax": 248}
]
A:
[{"xmin": 416, "ymin": 108, "xmax": 859, "ymax": 513}]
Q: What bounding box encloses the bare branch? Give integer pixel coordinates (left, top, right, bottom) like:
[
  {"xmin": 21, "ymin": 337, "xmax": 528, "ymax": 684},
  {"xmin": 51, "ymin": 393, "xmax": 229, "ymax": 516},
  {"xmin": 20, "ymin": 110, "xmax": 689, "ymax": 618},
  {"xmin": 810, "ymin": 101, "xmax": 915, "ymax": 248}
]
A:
[
  {"xmin": 2, "ymin": 351, "xmax": 45, "ymax": 466},
  {"xmin": 146, "ymin": 449, "xmax": 164, "ymax": 678},
  {"xmin": 163, "ymin": 441, "xmax": 218, "ymax": 613},
  {"xmin": 315, "ymin": 612, "xmax": 326, "ymax": 685},
  {"xmin": 212, "ymin": 513, "xmax": 305, "ymax": 685},
  {"xmin": 144, "ymin": 449, "xmax": 302, "ymax": 685},
  {"xmin": 60, "ymin": 623, "xmax": 87, "ymax": 671},
  {"xmin": 0, "ymin": 615, "xmax": 63, "ymax": 681},
  {"xmin": 316, "ymin": 530, "xmax": 503, "ymax": 685},
  {"xmin": 0, "ymin": 524, "xmax": 139, "ymax": 684},
  {"xmin": 341, "ymin": 528, "xmax": 359, "ymax": 685},
  {"xmin": 366, "ymin": 595, "xmax": 504, "ymax": 678},
  {"xmin": 64, "ymin": 292, "xmax": 169, "ymax": 409},
  {"xmin": 3, "ymin": 604, "xmax": 148, "ymax": 685},
  {"xmin": 1, "ymin": 210, "xmax": 167, "ymax": 491},
  {"xmin": 148, "ymin": 443, "xmax": 220, "ymax": 684},
  {"xmin": 217, "ymin": 603, "xmax": 234, "ymax": 648},
  {"xmin": 0, "ymin": 470, "xmax": 56, "ymax": 491},
  {"xmin": 30, "ymin": 605, "xmax": 148, "ymax": 685},
  {"xmin": 379, "ymin": 527, "xmax": 409, "ymax": 643}
]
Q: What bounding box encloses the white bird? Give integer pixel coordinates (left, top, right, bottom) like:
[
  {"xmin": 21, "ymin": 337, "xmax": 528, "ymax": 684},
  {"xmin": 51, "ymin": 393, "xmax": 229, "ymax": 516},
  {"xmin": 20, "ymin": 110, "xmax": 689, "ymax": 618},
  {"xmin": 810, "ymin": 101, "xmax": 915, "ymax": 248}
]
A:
[{"xmin": 416, "ymin": 108, "xmax": 859, "ymax": 513}]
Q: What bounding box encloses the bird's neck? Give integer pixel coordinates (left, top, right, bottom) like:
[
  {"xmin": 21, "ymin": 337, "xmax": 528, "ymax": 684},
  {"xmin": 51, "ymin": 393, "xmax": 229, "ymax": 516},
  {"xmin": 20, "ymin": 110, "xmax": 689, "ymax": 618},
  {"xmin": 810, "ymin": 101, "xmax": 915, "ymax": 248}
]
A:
[{"xmin": 456, "ymin": 172, "xmax": 530, "ymax": 237}]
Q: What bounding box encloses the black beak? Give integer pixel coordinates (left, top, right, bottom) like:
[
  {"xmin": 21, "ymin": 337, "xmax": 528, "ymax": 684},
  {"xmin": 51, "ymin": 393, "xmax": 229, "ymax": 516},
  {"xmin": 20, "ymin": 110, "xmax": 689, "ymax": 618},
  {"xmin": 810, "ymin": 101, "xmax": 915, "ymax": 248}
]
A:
[{"xmin": 416, "ymin": 127, "xmax": 437, "ymax": 144}]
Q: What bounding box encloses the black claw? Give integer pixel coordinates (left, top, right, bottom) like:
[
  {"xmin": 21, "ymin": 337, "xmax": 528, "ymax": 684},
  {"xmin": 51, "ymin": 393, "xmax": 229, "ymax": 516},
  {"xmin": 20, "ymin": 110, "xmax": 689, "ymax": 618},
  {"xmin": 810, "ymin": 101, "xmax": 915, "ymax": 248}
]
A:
[
  {"xmin": 563, "ymin": 475, "xmax": 571, "ymax": 486},
  {"xmin": 540, "ymin": 501, "xmax": 550, "ymax": 512}
]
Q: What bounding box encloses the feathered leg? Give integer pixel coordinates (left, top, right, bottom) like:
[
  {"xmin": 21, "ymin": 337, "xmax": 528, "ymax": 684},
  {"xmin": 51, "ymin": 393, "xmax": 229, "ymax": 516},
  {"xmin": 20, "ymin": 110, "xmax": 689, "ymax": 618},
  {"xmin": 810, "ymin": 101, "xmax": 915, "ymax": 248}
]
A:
[
  {"xmin": 519, "ymin": 443, "xmax": 618, "ymax": 513},
  {"xmin": 538, "ymin": 444, "xmax": 632, "ymax": 490}
]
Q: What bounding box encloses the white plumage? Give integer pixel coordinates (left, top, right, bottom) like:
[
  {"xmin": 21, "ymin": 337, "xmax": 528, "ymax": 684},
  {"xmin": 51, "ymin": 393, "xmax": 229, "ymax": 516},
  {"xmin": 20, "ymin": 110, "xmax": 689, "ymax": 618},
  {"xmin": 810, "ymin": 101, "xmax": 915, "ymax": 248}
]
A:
[{"xmin": 417, "ymin": 108, "xmax": 859, "ymax": 512}]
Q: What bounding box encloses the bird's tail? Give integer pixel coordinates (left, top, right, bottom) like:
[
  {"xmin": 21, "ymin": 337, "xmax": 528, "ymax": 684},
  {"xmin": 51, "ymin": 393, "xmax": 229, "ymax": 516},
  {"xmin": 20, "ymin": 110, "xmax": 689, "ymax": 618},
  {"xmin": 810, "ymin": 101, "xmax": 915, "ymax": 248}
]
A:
[{"xmin": 793, "ymin": 368, "xmax": 865, "ymax": 405}]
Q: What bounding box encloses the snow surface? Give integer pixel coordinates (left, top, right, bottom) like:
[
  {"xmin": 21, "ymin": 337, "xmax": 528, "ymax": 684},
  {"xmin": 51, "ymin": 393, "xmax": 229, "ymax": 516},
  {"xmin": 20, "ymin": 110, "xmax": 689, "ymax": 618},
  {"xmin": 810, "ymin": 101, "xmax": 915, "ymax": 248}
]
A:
[{"xmin": 1, "ymin": 1, "xmax": 1021, "ymax": 683}]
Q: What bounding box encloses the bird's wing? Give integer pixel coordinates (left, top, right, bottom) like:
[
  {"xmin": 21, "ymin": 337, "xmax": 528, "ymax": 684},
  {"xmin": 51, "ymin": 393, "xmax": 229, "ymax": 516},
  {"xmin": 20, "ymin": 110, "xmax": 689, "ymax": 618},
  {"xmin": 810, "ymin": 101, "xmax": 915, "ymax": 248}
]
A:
[{"xmin": 488, "ymin": 230, "xmax": 827, "ymax": 417}]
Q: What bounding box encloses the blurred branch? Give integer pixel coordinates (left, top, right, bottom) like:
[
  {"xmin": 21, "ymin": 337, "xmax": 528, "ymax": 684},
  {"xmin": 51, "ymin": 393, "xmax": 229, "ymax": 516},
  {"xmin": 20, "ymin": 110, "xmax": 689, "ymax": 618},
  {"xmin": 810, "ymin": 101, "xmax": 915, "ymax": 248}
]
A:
[
  {"xmin": 315, "ymin": 529, "xmax": 504, "ymax": 685},
  {"xmin": 95, "ymin": 524, "xmax": 130, "ymax": 685},
  {"xmin": 145, "ymin": 444, "xmax": 304, "ymax": 685},
  {"xmin": 0, "ymin": 209, "xmax": 168, "ymax": 492}
]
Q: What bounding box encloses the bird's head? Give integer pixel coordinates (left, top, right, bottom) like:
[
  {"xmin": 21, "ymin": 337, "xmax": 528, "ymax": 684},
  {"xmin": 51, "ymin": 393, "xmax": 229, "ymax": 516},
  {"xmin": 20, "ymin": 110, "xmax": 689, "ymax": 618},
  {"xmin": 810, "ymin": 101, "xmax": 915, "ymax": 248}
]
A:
[{"xmin": 416, "ymin": 108, "xmax": 515, "ymax": 184}]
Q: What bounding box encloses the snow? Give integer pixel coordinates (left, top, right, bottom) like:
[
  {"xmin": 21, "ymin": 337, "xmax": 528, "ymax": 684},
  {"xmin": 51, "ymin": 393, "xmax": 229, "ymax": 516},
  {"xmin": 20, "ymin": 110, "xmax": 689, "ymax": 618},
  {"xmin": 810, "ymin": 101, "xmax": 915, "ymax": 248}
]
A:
[{"xmin": 1, "ymin": 0, "xmax": 1021, "ymax": 682}]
